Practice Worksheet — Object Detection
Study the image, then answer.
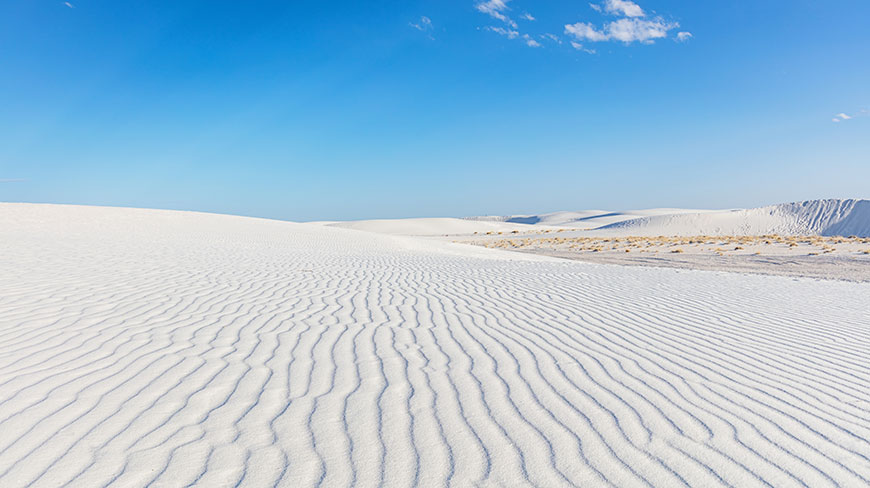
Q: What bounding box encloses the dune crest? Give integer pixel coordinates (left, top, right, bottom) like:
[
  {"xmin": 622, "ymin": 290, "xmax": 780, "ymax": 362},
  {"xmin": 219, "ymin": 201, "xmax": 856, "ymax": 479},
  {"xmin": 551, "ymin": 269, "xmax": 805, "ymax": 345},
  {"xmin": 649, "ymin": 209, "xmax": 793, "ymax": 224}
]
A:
[{"xmin": 599, "ymin": 199, "xmax": 870, "ymax": 236}]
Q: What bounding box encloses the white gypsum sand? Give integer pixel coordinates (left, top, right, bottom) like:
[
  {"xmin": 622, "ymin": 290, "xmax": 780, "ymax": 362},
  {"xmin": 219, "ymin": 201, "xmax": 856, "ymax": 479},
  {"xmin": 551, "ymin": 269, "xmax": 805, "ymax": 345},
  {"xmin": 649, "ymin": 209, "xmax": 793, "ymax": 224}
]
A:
[
  {"xmin": 467, "ymin": 235, "xmax": 870, "ymax": 282},
  {"xmin": 462, "ymin": 200, "xmax": 870, "ymax": 237},
  {"xmin": 309, "ymin": 217, "xmax": 564, "ymax": 237},
  {"xmin": 1, "ymin": 203, "xmax": 869, "ymax": 487}
]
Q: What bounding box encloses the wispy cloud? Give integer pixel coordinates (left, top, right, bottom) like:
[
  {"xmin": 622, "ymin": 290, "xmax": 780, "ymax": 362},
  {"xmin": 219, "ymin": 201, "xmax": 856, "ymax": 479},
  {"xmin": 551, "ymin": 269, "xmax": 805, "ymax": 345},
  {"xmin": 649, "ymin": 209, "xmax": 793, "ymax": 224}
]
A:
[
  {"xmin": 566, "ymin": 1, "xmax": 684, "ymax": 45},
  {"xmin": 833, "ymin": 110, "xmax": 868, "ymax": 122},
  {"xmin": 64, "ymin": 2, "xmax": 74, "ymax": 8},
  {"xmin": 410, "ymin": 16, "xmax": 434, "ymax": 39},
  {"xmin": 485, "ymin": 26, "xmax": 519, "ymax": 40},
  {"xmin": 600, "ymin": 0, "xmax": 645, "ymax": 18},
  {"xmin": 571, "ymin": 41, "xmax": 597, "ymax": 55},
  {"xmin": 476, "ymin": 0, "xmax": 517, "ymax": 29},
  {"xmin": 540, "ymin": 33, "xmax": 562, "ymax": 45},
  {"xmin": 477, "ymin": 2, "xmax": 542, "ymax": 48},
  {"xmin": 475, "ymin": 0, "xmax": 687, "ymax": 51},
  {"xmin": 608, "ymin": 18, "xmax": 678, "ymax": 43},
  {"xmin": 523, "ymin": 34, "xmax": 542, "ymax": 47},
  {"xmin": 565, "ymin": 22, "xmax": 610, "ymax": 42},
  {"xmin": 0, "ymin": 178, "xmax": 26, "ymax": 183}
]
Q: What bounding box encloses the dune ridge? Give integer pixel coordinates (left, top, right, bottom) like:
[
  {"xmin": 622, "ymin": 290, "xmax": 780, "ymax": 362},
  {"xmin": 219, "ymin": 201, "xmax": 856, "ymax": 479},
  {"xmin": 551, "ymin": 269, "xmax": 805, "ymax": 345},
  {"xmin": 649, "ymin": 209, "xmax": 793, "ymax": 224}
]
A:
[
  {"xmin": 595, "ymin": 199, "xmax": 870, "ymax": 237},
  {"xmin": 467, "ymin": 208, "xmax": 712, "ymax": 229},
  {"xmin": 329, "ymin": 200, "xmax": 870, "ymax": 238},
  {"xmin": 1, "ymin": 203, "xmax": 869, "ymax": 487}
]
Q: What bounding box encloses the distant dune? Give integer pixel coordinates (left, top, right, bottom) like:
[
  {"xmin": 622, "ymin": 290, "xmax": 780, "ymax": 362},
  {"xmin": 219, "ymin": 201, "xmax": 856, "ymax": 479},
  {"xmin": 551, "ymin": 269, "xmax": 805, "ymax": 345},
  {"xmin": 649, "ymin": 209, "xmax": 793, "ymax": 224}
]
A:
[
  {"xmin": 310, "ymin": 217, "xmax": 561, "ymax": 236},
  {"xmin": 322, "ymin": 199, "xmax": 870, "ymax": 238},
  {"xmin": 600, "ymin": 199, "xmax": 870, "ymax": 237},
  {"xmin": 466, "ymin": 208, "xmax": 712, "ymax": 229}
]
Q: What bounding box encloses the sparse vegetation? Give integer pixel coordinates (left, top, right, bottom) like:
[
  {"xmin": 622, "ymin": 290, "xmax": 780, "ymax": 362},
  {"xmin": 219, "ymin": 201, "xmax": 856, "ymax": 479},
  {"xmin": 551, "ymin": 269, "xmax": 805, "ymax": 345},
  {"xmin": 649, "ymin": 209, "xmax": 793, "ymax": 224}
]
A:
[{"xmin": 472, "ymin": 234, "xmax": 868, "ymax": 261}]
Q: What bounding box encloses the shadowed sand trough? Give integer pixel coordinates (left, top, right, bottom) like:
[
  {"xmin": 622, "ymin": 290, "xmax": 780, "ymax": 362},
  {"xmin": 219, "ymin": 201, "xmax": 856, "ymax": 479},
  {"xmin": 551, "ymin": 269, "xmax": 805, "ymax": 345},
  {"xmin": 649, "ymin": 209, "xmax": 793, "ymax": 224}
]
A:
[{"xmin": 1, "ymin": 204, "xmax": 868, "ymax": 487}]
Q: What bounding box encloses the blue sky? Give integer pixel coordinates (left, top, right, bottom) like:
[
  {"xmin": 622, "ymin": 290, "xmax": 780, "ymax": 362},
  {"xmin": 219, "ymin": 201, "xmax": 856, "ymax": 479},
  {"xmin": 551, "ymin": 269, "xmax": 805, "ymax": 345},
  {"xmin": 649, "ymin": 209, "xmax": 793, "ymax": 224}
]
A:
[{"xmin": 1, "ymin": 1, "xmax": 868, "ymax": 220}]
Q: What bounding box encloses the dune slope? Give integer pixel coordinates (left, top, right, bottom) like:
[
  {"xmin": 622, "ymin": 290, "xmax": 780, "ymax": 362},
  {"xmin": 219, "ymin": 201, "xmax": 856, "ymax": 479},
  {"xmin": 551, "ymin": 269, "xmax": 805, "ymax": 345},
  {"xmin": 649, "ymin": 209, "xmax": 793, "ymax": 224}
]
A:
[
  {"xmin": 467, "ymin": 208, "xmax": 712, "ymax": 229},
  {"xmin": 1, "ymin": 203, "xmax": 868, "ymax": 487},
  {"xmin": 311, "ymin": 217, "xmax": 553, "ymax": 236},
  {"xmin": 600, "ymin": 199, "xmax": 870, "ymax": 237}
]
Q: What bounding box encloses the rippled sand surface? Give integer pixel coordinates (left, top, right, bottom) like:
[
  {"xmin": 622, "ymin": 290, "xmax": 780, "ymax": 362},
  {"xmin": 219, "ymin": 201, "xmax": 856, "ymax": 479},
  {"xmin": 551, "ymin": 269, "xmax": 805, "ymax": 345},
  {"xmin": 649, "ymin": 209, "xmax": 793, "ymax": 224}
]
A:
[{"xmin": 1, "ymin": 204, "xmax": 868, "ymax": 487}]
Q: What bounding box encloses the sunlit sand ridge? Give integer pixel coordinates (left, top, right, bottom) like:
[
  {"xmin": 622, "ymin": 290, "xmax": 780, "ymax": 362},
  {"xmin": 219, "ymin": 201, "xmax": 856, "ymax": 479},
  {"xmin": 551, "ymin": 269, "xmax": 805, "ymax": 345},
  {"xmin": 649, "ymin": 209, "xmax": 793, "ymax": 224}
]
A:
[{"xmin": 1, "ymin": 203, "xmax": 868, "ymax": 487}]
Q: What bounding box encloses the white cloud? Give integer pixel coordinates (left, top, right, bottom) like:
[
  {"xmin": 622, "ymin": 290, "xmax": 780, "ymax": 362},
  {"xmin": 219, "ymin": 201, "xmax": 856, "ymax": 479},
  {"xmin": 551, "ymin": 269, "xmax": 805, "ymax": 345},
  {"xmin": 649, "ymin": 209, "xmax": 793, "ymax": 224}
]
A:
[
  {"xmin": 483, "ymin": 26, "xmax": 542, "ymax": 48},
  {"xmin": 485, "ymin": 26, "xmax": 520, "ymax": 39},
  {"xmin": 607, "ymin": 18, "xmax": 676, "ymax": 43},
  {"xmin": 410, "ymin": 16, "xmax": 432, "ymax": 31},
  {"xmin": 565, "ymin": 17, "xmax": 678, "ymax": 44},
  {"xmin": 522, "ymin": 34, "xmax": 542, "ymax": 47},
  {"xmin": 571, "ymin": 41, "xmax": 596, "ymax": 54},
  {"xmin": 832, "ymin": 110, "xmax": 868, "ymax": 122},
  {"xmin": 602, "ymin": 0, "xmax": 645, "ymax": 18},
  {"xmin": 476, "ymin": 0, "xmax": 517, "ymax": 29},
  {"xmin": 410, "ymin": 16, "xmax": 434, "ymax": 39},
  {"xmin": 477, "ymin": 0, "xmax": 686, "ymax": 51},
  {"xmin": 541, "ymin": 33, "xmax": 562, "ymax": 44},
  {"xmin": 564, "ymin": 22, "xmax": 610, "ymax": 42},
  {"xmin": 64, "ymin": 2, "xmax": 74, "ymax": 8}
]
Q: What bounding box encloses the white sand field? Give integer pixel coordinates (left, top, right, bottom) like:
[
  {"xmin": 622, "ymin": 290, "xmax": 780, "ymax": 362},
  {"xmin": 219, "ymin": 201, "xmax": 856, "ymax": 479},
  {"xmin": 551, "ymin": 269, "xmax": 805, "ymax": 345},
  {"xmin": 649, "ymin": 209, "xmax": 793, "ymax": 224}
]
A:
[
  {"xmin": 1, "ymin": 203, "xmax": 869, "ymax": 487},
  {"xmin": 463, "ymin": 200, "xmax": 870, "ymax": 237},
  {"xmin": 311, "ymin": 217, "xmax": 561, "ymax": 237}
]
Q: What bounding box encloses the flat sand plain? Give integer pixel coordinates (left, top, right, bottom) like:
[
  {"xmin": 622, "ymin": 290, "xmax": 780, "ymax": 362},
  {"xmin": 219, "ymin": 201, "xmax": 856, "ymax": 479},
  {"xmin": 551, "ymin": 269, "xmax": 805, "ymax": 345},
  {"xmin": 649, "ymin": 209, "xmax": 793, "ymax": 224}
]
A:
[{"xmin": 464, "ymin": 234, "xmax": 870, "ymax": 282}]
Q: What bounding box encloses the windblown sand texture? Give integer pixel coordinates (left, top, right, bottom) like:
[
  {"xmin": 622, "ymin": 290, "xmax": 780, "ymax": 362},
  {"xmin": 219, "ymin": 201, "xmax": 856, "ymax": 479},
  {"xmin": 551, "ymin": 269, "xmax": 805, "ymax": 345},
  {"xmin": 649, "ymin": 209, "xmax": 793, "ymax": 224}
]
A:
[{"xmin": 1, "ymin": 204, "xmax": 869, "ymax": 487}]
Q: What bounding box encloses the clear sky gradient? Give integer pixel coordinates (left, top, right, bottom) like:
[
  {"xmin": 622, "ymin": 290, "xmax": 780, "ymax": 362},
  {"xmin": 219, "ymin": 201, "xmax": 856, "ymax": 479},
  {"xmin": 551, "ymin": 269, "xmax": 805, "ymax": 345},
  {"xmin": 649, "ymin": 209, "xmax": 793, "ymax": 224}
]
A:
[{"xmin": 1, "ymin": 1, "xmax": 868, "ymax": 221}]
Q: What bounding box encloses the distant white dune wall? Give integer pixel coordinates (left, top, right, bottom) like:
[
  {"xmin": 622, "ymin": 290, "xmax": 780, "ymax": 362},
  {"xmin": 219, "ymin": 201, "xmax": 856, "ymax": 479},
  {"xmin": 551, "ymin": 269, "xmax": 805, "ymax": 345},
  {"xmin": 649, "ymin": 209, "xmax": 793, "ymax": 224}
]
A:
[
  {"xmin": 598, "ymin": 199, "xmax": 870, "ymax": 237},
  {"xmin": 466, "ymin": 209, "xmax": 713, "ymax": 229}
]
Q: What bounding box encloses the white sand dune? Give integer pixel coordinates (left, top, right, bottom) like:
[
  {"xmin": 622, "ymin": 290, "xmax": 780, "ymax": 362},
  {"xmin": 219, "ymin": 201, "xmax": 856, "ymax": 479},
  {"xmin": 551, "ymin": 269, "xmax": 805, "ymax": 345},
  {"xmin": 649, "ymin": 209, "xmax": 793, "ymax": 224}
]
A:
[
  {"xmin": 310, "ymin": 217, "xmax": 557, "ymax": 236},
  {"xmin": 313, "ymin": 200, "xmax": 870, "ymax": 239},
  {"xmin": 468, "ymin": 208, "xmax": 712, "ymax": 230},
  {"xmin": 465, "ymin": 200, "xmax": 870, "ymax": 237},
  {"xmin": 1, "ymin": 203, "xmax": 869, "ymax": 487},
  {"xmin": 599, "ymin": 199, "xmax": 870, "ymax": 237}
]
